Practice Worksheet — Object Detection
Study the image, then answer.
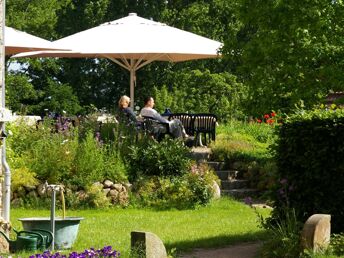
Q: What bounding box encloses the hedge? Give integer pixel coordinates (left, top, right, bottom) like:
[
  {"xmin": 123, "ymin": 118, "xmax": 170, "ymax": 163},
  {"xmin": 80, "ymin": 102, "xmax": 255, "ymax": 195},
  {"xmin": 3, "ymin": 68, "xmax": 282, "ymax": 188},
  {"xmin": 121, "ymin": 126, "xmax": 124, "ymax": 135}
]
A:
[{"xmin": 272, "ymin": 108, "xmax": 344, "ymax": 233}]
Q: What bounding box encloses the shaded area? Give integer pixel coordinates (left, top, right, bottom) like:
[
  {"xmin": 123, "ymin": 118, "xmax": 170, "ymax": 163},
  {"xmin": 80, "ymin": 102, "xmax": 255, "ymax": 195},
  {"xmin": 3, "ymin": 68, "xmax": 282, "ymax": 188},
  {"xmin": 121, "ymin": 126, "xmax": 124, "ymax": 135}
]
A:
[{"xmin": 165, "ymin": 231, "xmax": 268, "ymax": 253}]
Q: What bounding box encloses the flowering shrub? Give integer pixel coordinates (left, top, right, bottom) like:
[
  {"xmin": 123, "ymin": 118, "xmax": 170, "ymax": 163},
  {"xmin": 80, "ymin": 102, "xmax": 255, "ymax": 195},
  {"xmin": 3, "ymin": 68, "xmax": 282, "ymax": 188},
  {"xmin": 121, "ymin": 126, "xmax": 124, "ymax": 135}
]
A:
[
  {"xmin": 256, "ymin": 111, "xmax": 281, "ymax": 126},
  {"xmin": 133, "ymin": 163, "xmax": 219, "ymax": 209},
  {"xmin": 29, "ymin": 246, "xmax": 120, "ymax": 258}
]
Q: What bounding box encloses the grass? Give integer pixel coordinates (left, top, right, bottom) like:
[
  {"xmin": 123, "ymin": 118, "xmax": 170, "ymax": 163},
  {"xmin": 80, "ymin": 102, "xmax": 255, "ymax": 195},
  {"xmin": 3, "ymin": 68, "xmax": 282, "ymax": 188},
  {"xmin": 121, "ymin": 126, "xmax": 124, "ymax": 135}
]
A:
[{"xmin": 9, "ymin": 197, "xmax": 270, "ymax": 257}]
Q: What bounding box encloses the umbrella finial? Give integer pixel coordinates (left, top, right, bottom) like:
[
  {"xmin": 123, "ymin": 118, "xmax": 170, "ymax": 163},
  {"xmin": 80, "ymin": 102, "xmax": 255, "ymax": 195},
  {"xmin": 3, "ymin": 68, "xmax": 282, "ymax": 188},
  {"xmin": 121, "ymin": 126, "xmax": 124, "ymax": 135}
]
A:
[{"xmin": 129, "ymin": 13, "xmax": 137, "ymax": 16}]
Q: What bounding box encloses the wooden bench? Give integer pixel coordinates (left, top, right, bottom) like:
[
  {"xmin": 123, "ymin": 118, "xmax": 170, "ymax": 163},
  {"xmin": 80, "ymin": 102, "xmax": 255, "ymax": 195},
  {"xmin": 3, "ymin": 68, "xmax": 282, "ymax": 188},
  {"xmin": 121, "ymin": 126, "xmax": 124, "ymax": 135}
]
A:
[{"xmin": 168, "ymin": 113, "xmax": 217, "ymax": 146}]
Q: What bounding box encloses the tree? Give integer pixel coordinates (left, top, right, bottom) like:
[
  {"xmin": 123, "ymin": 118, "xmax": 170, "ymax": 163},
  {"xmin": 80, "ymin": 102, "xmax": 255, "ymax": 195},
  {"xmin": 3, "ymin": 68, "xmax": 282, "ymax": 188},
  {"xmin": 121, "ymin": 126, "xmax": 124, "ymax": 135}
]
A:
[{"xmin": 223, "ymin": 0, "xmax": 344, "ymax": 116}]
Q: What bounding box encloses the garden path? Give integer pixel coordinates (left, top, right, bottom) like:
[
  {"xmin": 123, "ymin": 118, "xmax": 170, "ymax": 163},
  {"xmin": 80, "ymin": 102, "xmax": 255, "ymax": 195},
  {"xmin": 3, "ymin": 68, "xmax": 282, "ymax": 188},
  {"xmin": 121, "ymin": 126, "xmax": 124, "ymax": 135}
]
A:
[{"xmin": 180, "ymin": 241, "xmax": 261, "ymax": 258}]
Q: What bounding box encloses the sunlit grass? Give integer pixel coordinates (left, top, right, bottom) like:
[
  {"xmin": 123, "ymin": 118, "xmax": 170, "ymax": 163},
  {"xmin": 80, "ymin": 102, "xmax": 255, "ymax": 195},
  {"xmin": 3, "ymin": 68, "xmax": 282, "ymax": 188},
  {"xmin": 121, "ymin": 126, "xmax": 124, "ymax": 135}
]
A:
[{"xmin": 10, "ymin": 197, "xmax": 270, "ymax": 257}]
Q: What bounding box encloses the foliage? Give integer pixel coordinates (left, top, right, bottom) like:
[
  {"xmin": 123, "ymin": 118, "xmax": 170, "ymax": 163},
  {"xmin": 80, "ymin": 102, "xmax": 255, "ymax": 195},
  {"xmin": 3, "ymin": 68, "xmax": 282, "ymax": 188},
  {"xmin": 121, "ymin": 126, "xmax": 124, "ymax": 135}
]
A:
[
  {"xmin": 84, "ymin": 183, "xmax": 111, "ymax": 209},
  {"xmin": 7, "ymin": 118, "xmax": 127, "ymax": 191},
  {"xmin": 133, "ymin": 163, "xmax": 219, "ymax": 209},
  {"xmin": 126, "ymin": 138, "xmax": 191, "ymax": 181},
  {"xmin": 72, "ymin": 131, "xmax": 107, "ymax": 186},
  {"xmin": 223, "ymin": 0, "xmax": 344, "ymax": 116},
  {"xmin": 259, "ymin": 208, "xmax": 303, "ymax": 258},
  {"xmin": 328, "ymin": 233, "xmax": 344, "ymax": 257},
  {"xmin": 271, "ymin": 108, "xmax": 344, "ymax": 233},
  {"xmin": 153, "ymin": 70, "xmax": 247, "ymax": 121},
  {"xmin": 210, "ymin": 122, "xmax": 275, "ymax": 163},
  {"xmin": 11, "ymin": 167, "xmax": 39, "ymax": 193},
  {"xmin": 210, "ymin": 121, "xmax": 278, "ymax": 192}
]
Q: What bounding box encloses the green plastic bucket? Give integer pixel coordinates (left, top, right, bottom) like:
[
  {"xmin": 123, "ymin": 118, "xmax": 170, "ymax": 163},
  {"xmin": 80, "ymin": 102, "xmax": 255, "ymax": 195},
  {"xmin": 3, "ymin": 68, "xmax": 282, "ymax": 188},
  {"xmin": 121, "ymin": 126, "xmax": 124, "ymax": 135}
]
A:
[{"xmin": 18, "ymin": 217, "xmax": 83, "ymax": 249}]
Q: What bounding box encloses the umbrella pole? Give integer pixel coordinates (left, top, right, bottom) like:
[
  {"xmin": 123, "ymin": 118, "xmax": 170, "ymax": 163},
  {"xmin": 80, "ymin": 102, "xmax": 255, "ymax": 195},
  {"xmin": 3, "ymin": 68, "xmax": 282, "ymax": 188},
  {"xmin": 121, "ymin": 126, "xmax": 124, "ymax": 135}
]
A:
[{"xmin": 129, "ymin": 59, "xmax": 135, "ymax": 108}]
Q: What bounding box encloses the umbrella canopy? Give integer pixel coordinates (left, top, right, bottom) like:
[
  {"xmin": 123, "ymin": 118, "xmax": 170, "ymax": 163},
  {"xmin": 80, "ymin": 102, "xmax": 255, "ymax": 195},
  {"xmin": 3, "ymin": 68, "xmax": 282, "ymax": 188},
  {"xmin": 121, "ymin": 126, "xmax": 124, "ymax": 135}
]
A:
[
  {"xmin": 13, "ymin": 13, "xmax": 222, "ymax": 107},
  {"xmin": 5, "ymin": 26, "xmax": 67, "ymax": 55}
]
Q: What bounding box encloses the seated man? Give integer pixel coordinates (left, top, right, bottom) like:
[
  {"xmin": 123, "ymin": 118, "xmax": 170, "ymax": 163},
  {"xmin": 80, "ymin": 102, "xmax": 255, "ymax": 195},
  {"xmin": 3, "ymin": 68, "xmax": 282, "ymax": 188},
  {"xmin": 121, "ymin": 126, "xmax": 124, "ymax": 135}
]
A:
[{"xmin": 140, "ymin": 96, "xmax": 188, "ymax": 139}]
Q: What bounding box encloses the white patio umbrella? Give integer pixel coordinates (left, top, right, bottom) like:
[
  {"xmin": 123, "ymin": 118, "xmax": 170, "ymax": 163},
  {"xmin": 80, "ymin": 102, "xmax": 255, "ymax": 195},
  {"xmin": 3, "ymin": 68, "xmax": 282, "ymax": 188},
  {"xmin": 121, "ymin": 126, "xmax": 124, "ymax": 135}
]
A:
[
  {"xmin": 5, "ymin": 26, "xmax": 67, "ymax": 55},
  {"xmin": 13, "ymin": 13, "xmax": 222, "ymax": 107}
]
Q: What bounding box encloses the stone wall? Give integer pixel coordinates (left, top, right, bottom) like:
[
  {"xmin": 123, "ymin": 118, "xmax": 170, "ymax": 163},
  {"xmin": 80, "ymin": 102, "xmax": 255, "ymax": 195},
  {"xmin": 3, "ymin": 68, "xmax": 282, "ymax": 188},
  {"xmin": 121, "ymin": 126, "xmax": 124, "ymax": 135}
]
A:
[{"xmin": 11, "ymin": 180, "xmax": 131, "ymax": 207}]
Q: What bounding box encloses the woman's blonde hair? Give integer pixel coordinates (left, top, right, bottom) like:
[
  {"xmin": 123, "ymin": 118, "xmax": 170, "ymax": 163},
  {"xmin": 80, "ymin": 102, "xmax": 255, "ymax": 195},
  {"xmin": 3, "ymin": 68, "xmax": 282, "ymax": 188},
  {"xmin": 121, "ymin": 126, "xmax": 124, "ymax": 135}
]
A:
[{"xmin": 118, "ymin": 95, "xmax": 130, "ymax": 108}]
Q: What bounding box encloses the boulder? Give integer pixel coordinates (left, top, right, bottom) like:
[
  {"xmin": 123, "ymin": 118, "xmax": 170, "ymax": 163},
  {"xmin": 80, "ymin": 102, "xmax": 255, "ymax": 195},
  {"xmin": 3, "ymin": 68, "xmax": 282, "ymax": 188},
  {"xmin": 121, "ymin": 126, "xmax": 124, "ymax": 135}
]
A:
[
  {"xmin": 131, "ymin": 231, "xmax": 167, "ymax": 258},
  {"xmin": 301, "ymin": 214, "xmax": 331, "ymax": 252},
  {"xmin": 212, "ymin": 181, "xmax": 221, "ymax": 199}
]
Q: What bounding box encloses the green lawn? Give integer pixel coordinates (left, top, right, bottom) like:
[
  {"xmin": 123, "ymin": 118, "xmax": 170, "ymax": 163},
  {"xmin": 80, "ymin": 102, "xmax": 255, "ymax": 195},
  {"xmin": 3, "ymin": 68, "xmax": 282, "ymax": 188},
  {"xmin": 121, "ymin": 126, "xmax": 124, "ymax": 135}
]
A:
[{"xmin": 10, "ymin": 197, "xmax": 270, "ymax": 257}]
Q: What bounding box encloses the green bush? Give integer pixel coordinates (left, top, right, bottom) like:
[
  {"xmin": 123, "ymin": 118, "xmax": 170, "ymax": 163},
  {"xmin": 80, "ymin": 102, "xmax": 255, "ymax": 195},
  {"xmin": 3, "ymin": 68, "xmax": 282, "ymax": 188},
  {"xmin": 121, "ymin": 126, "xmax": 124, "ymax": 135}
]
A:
[
  {"xmin": 7, "ymin": 118, "xmax": 127, "ymax": 191},
  {"xmin": 133, "ymin": 163, "xmax": 219, "ymax": 209},
  {"xmin": 271, "ymin": 108, "xmax": 344, "ymax": 233},
  {"xmin": 126, "ymin": 138, "xmax": 191, "ymax": 181}
]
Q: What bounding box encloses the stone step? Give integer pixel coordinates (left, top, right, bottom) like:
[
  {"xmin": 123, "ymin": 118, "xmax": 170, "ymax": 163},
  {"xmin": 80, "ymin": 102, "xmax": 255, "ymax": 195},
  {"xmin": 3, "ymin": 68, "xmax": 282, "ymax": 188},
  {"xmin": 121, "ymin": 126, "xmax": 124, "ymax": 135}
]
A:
[
  {"xmin": 189, "ymin": 147, "xmax": 211, "ymax": 162},
  {"xmin": 221, "ymin": 189, "xmax": 260, "ymax": 199},
  {"xmin": 206, "ymin": 161, "xmax": 225, "ymax": 171},
  {"xmin": 216, "ymin": 170, "xmax": 240, "ymax": 181},
  {"xmin": 221, "ymin": 179, "xmax": 249, "ymax": 190}
]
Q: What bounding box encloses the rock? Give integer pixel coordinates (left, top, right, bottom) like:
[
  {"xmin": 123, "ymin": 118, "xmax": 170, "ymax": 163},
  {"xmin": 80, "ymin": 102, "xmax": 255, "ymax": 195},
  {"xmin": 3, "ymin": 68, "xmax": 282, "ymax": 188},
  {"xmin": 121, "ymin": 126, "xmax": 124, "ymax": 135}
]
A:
[
  {"xmin": 124, "ymin": 183, "xmax": 132, "ymax": 191},
  {"xmin": 16, "ymin": 186, "xmax": 26, "ymax": 198},
  {"xmin": 121, "ymin": 185, "xmax": 127, "ymax": 193},
  {"xmin": 112, "ymin": 183, "xmax": 122, "ymax": 191},
  {"xmin": 109, "ymin": 189, "xmax": 119, "ymax": 198},
  {"xmin": 118, "ymin": 191, "xmax": 129, "ymax": 206},
  {"xmin": 212, "ymin": 181, "xmax": 221, "ymax": 199},
  {"xmin": 103, "ymin": 180, "xmax": 114, "ymax": 188},
  {"xmin": 131, "ymin": 231, "xmax": 167, "ymax": 258},
  {"xmin": 11, "ymin": 198, "xmax": 24, "ymax": 207},
  {"xmin": 37, "ymin": 183, "xmax": 47, "ymax": 197},
  {"xmin": 103, "ymin": 188, "xmax": 111, "ymax": 196},
  {"xmin": 301, "ymin": 214, "xmax": 331, "ymax": 252},
  {"xmin": 0, "ymin": 236, "xmax": 8, "ymax": 253},
  {"xmin": 24, "ymin": 185, "xmax": 37, "ymax": 192},
  {"xmin": 92, "ymin": 182, "xmax": 103, "ymax": 188},
  {"xmin": 76, "ymin": 190, "xmax": 88, "ymax": 201}
]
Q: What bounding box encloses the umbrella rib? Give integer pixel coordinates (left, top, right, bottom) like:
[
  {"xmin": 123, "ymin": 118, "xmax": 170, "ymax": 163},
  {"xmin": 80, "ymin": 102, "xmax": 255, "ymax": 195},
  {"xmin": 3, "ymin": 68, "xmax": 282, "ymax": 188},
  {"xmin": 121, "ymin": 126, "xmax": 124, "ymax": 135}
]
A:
[
  {"xmin": 105, "ymin": 55, "xmax": 130, "ymax": 71},
  {"xmin": 135, "ymin": 53, "xmax": 165, "ymax": 70},
  {"xmin": 133, "ymin": 54, "xmax": 147, "ymax": 70},
  {"xmin": 120, "ymin": 55, "xmax": 131, "ymax": 68}
]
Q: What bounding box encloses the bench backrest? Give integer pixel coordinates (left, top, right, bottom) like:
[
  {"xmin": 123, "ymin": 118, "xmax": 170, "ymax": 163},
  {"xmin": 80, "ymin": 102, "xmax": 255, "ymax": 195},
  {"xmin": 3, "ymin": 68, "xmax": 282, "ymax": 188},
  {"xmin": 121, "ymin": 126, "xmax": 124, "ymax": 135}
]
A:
[
  {"xmin": 168, "ymin": 113, "xmax": 195, "ymax": 135},
  {"xmin": 193, "ymin": 114, "xmax": 217, "ymax": 141}
]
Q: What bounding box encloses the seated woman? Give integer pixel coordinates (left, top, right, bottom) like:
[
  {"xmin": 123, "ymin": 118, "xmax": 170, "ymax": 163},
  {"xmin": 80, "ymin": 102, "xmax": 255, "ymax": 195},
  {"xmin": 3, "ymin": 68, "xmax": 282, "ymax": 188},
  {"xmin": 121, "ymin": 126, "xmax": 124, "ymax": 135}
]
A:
[
  {"xmin": 140, "ymin": 96, "xmax": 188, "ymax": 139},
  {"xmin": 118, "ymin": 95, "xmax": 137, "ymax": 125}
]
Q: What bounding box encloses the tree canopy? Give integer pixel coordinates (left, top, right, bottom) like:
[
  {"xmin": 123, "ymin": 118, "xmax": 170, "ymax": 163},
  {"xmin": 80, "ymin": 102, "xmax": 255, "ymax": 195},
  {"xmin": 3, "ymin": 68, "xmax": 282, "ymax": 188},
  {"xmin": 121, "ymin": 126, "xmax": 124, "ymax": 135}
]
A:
[{"xmin": 6, "ymin": 0, "xmax": 344, "ymax": 118}]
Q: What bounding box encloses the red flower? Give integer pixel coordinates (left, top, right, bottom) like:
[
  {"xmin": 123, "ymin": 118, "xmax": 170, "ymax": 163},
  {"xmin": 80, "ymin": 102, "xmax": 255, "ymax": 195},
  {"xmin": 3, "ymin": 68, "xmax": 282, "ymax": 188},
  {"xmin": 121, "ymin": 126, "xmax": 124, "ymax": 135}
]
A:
[
  {"xmin": 257, "ymin": 119, "xmax": 262, "ymax": 123},
  {"xmin": 264, "ymin": 114, "xmax": 270, "ymax": 119},
  {"xmin": 266, "ymin": 119, "xmax": 274, "ymax": 124},
  {"xmin": 271, "ymin": 112, "xmax": 276, "ymax": 117}
]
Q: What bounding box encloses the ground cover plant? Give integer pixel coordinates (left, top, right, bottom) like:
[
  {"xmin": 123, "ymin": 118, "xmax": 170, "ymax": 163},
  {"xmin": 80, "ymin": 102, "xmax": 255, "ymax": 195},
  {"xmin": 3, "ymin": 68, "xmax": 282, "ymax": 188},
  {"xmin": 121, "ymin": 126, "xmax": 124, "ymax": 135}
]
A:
[{"xmin": 9, "ymin": 198, "xmax": 270, "ymax": 257}]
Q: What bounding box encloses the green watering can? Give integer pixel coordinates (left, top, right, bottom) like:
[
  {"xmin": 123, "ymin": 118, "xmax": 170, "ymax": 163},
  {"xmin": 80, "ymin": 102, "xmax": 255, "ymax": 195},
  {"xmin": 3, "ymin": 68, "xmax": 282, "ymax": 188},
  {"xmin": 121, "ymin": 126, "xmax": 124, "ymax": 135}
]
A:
[{"xmin": 0, "ymin": 228, "xmax": 53, "ymax": 253}]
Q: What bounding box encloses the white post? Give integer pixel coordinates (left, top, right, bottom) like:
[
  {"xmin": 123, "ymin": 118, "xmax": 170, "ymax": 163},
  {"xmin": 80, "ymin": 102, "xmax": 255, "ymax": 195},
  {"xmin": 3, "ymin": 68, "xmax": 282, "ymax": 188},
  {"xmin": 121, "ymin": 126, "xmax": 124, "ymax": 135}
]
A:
[
  {"xmin": 0, "ymin": 0, "xmax": 5, "ymax": 218},
  {"xmin": 0, "ymin": 0, "xmax": 10, "ymax": 225}
]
